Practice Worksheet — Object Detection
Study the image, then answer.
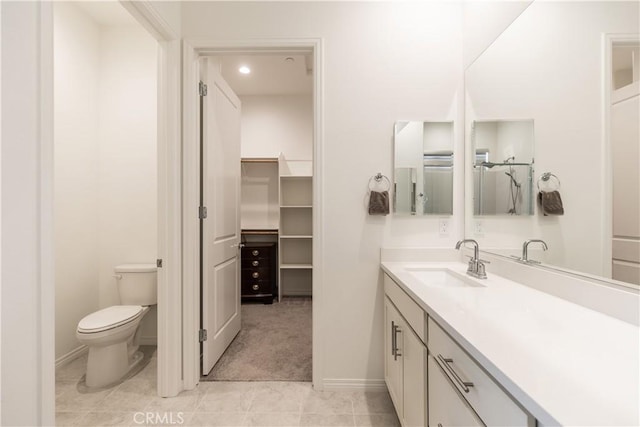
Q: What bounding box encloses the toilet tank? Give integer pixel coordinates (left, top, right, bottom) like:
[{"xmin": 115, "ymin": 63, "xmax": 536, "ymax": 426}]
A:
[{"xmin": 115, "ymin": 263, "xmax": 158, "ymax": 306}]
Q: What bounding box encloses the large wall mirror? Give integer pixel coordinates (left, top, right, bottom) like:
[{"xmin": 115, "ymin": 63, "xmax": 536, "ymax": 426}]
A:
[
  {"xmin": 465, "ymin": 1, "xmax": 639, "ymax": 286},
  {"xmin": 394, "ymin": 121, "xmax": 454, "ymax": 215}
]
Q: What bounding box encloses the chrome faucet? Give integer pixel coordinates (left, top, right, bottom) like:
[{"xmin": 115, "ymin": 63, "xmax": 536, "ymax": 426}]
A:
[
  {"xmin": 455, "ymin": 239, "xmax": 488, "ymax": 279},
  {"xmin": 522, "ymin": 239, "xmax": 548, "ymax": 264}
]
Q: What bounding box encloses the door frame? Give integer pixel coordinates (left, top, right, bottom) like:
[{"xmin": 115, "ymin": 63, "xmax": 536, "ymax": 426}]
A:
[
  {"xmin": 182, "ymin": 38, "xmax": 325, "ymax": 390},
  {"xmin": 118, "ymin": 1, "xmax": 183, "ymax": 398}
]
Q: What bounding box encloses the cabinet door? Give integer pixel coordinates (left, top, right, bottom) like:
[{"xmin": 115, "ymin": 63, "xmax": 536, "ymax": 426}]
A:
[
  {"xmin": 428, "ymin": 356, "xmax": 484, "ymax": 427},
  {"xmin": 384, "ymin": 298, "xmax": 403, "ymax": 417},
  {"xmin": 402, "ymin": 325, "xmax": 426, "ymax": 427}
]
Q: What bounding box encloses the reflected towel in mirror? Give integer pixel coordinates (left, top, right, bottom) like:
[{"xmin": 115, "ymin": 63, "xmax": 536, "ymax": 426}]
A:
[
  {"xmin": 538, "ymin": 190, "xmax": 564, "ymax": 216},
  {"xmin": 369, "ymin": 190, "xmax": 390, "ymax": 215}
]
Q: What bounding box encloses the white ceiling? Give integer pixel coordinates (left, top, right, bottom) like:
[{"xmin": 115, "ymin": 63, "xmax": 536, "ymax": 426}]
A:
[{"xmin": 217, "ymin": 54, "xmax": 313, "ymax": 96}]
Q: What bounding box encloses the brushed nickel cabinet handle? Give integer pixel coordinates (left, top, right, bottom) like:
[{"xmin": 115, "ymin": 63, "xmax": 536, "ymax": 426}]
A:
[
  {"xmin": 393, "ymin": 323, "xmax": 402, "ymax": 360},
  {"xmin": 252, "ymin": 260, "xmax": 259, "ymax": 267},
  {"xmin": 252, "ymin": 284, "xmax": 259, "ymax": 291},
  {"xmin": 252, "ymin": 250, "xmax": 259, "ymax": 256},
  {"xmin": 252, "ymin": 272, "xmax": 259, "ymax": 278},
  {"xmin": 391, "ymin": 321, "xmax": 396, "ymax": 357},
  {"xmin": 437, "ymin": 354, "xmax": 474, "ymax": 393}
]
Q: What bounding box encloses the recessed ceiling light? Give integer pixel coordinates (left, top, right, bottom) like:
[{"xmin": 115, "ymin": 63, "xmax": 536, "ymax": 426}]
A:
[{"xmin": 238, "ymin": 66, "xmax": 251, "ymax": 75}]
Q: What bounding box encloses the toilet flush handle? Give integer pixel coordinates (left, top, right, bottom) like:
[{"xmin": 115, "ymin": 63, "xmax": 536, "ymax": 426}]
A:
[{"xmin": 113, "ymin": 274, "xmax": 122, "ymax": 280}]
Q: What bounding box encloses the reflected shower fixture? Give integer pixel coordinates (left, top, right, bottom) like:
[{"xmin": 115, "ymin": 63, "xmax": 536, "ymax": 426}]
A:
[{"xmin": 505, "ymin": 171, "xmax": 521, "ymax": 188}]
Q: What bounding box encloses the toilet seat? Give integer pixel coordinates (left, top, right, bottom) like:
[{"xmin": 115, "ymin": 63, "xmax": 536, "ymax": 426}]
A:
[{"xmin": 78, "ymin": 305, "xmax": 144, "ymax": 333}]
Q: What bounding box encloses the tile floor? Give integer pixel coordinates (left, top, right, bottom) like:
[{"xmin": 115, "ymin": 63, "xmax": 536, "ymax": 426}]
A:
[{"xmin": 56, "ymin": 350, "xmax": 400, "ymax": 427}]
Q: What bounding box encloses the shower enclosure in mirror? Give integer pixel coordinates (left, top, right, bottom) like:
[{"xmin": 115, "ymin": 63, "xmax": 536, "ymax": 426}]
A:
[
  {"xmin": 472, "ymin": 120, "xmax": 534, "ymax": 216},
  {"xmin": 394, "ymin": 121, "xmax": 453, "ymax": 215}
]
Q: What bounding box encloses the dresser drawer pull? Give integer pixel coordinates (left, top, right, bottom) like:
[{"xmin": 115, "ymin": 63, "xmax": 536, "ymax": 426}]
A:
[
  {"xmin": 252, "ymin": 250, "xmax": 259, "ymax": 256},
  {"xmin": 252, "ymin": 284, "xmax": 259, "ymax": 291},
  {"xmin": 252, "ymin": 272, "xmax": 260, "ymax": 279},
  {"xmin": 437, "ymin": 354, "xmax": 474, "ymax": 393},
  {"xmin": 252, "ymin": 260, "xmax": 259, "ymax": 267}
]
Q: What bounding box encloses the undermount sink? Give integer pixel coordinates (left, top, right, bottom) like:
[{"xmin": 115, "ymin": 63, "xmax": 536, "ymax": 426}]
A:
[{"xmin": 405, "ymin": 268, "xmax": 485, "ymax": 288}]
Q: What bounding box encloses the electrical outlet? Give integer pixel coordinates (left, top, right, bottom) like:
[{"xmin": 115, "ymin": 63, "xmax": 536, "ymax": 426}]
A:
[
  {"xmin": 439, "ymin": 218, "xmax": 449, "ymax": 236},
  {"xmin": 474, "ymin": 220, "xmax": 484, "ymax": 236}
]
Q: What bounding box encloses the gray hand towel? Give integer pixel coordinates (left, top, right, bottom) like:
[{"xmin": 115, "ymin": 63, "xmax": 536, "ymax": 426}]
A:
[
  {"xmin": 538, "ymin": 190, "xmax": 564, "ymax": 216},
  {"xmin": 369, "ymin": 190, "xmax": 390, "ymax": 215}
]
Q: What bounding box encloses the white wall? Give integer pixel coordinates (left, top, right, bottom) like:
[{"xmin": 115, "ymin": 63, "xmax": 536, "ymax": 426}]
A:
[
  {"xmin": 463, "ymin": 0, "xmax": 533, "ymax": 68},
  {"xmin": 465, "ymin": 1, "xmax": 639, "ymax": 275},
  {"xmin": 240, "ymin": 95, "xmax": 313, "ymax": 160},
  {"xmin": 53, "ymin": 1, "xmax": 101, "ymax": 361},
  {"xmin": 54, "ymin": 3, "xmax": 158, "ymax": 360},
  {"xmin": 97, "ymin": 24, "xmax": 158, "ymax": 341},
  {"xmin": 182, "ymin": 1, "xmax": 464, "ymax": 385}
]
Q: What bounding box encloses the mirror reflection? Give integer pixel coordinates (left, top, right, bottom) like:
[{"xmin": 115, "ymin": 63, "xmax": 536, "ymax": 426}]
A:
[
  {"xmin": 472, "ymin": 120, "xmax": 534, "ymax": 216},
  {"xmin": 394, "ymin": 121, "xmax": 454, "ymax": 215},
  {"xmin": 464, "ymin": 1, "xmax": 639, "ymax": 286}
]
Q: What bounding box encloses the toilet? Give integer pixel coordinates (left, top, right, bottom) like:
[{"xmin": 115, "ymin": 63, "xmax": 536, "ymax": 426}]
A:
[{"xmin": 76, "ymin": 263, "xmax": 157, "ymax": 388}]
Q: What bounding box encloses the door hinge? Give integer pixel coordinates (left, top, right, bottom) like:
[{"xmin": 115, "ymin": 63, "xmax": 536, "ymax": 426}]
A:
[
  {"xmin": 199, "ymin": 206, "xmax": 208, "ymax": 219},
  {"xmin": 156, "ymin": 259, "xmax": 163, "ymax": 268},
  {"xmin": 199, "ymin": 81, "xmax": 208, "ymax": 97},
  {"xmin": 199, "ymin": 329, "xmax": 208, "ymax": 342}
]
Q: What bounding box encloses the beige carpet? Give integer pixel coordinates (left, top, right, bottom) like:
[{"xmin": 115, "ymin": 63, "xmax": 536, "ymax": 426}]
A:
[{"xmin": 203, "ymin": 297, "xmax": 312, "ymax": 382}]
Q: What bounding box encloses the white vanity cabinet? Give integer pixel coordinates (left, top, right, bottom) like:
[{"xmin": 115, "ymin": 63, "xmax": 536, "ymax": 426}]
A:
[
  {"xmin": 428, "ymin": 356, "xmax": 484, "ymax": 427},
  {"xmin": 428, "ymin": 318, "xmax": 532, "ymax": 427},
  {"xmin": 384, "ymin": 272, "xmax": 534, "ymax": 427},
  {"xmin": 384, "ymin": 277, "xmax": 426, "ymax": 427}
]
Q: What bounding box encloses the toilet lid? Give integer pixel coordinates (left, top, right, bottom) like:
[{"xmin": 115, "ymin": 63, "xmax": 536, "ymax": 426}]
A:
[{"xmin": 78, "ymin": 305, "xmax": 143, "ymax": 333}]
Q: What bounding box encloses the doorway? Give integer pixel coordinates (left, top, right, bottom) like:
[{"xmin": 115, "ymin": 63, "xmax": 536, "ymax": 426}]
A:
[
  {"xmin": 199, "ymin": 53, "xmax": 314, "ymax": 382},
  {"xmin": 607, "ymin": 38, "xmax": 640, "ymax": 286},
  {"xmin": 182, "ymin": 39, "xmax": 324, "ymax": 390},
  {"xmin": 53, "ymin": 0, "xmax": 162, "ymax": 418}
]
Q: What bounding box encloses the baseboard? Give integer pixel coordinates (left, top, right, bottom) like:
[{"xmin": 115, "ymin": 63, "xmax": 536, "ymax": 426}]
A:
[
  {"xmin": 282, "ymin": 290, "xmax": 312, "ymax": 297},
  {"xmin": 55, "ymin": 345, "xmax": 88, "ymax": 369},
  {"xmin": 322, "ymin": 378, "xmax": 388, "ymax": 392},
  {"xmin": 140, "ymin": 336, "xmax": 157, "ymax": 346}
]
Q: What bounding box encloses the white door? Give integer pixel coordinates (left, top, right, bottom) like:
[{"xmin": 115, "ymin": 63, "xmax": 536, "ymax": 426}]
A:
[{"xmin": 201, "ymin": 59, "xmax": 242, "ymax": 374}]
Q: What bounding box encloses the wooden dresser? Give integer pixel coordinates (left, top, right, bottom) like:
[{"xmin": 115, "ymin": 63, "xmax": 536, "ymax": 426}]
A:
[{"xmin": 241, "ymin": 242, "xmax": 277, "ymax": 304}]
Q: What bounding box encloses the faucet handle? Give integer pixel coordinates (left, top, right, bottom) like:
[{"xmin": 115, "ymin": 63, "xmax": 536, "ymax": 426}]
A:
[{"xmin": 476, "ymin": 262, "xmax": 488, "ymax": 278}]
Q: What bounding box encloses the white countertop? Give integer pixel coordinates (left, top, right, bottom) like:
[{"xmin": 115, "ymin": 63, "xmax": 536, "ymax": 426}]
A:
[{"xmin": 381, "ymin": 261, "xmax": 640, "ymax": 427}]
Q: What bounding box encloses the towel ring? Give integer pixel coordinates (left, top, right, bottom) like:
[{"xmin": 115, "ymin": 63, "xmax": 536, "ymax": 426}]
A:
[
  {"xmin": 369, "ymin": 173, "xmax": 391, "ymax": 192},
  {"xmin": 537, "ymin": 172, "xmax": 560, "ymax": 191}
]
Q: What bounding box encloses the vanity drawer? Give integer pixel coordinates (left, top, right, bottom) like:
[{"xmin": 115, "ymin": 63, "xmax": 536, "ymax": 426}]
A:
[
  {"xmin": 428, "ymin": 318, "xmax": 530, "ymax": 427},
  {"xmin": 384, "ymin": 274, "xmax": 425, "ymax": 342}
]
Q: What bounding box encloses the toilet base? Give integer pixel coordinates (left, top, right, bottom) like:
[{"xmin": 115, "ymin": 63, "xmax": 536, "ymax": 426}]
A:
[{"xmin": 85, "ymin": 344, "xmax": 145, "ymax": 388}]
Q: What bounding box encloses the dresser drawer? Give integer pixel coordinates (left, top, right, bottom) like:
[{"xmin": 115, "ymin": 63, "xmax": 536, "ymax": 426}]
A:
[
  {"xmin": 243, "ymin": 258, "xmax": 266, "ymax": 268},
  {"xmin": 242, "ymin": 247, "xmax": 271, "ymax": 259},
  {"xmin": 384, "ymin": 274, "xmax": 425, "ymax": 342},
  {"xmin": 242, "ymin": 267, "xmax": 271, "ymax": 281},
  {"xmin": 241, "ymin": 279, "xmax": 272, "ymax": 296},
  {"xmin": 428, "ymin": 318, "xmax": 530, "ymax": 426}
]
